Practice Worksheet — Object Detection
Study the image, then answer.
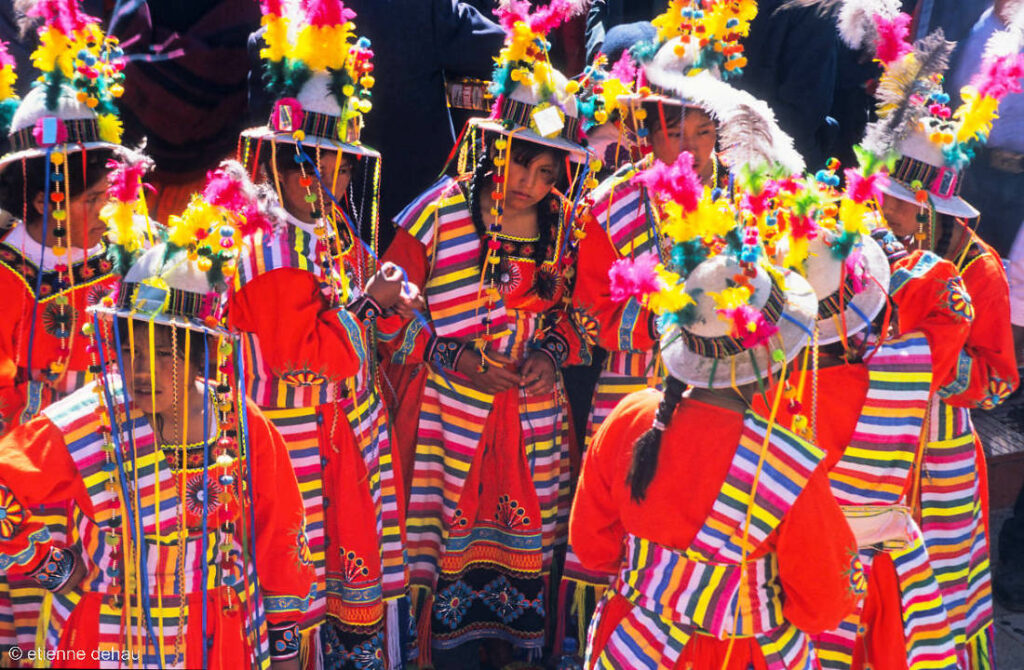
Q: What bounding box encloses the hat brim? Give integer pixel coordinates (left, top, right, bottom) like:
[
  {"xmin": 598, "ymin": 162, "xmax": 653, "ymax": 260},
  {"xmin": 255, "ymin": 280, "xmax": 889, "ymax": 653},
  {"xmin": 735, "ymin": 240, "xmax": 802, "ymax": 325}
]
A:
[
  {"xmin": 0, "ymin": 140, "xmax": 120, "ymax": 175},
  {"xmin": 880, "ymin": 178, "xmax": 979, "ymax": 219},
  {"xmin": 87, "ymin": 303, "xmax": 235, "ymax": 339},
  {"xmin": 815, "ymin": 236, "xmax": 890, "ymax": 346},
  {"xmin": 241, "ymin": 126, "xmax": 381, "ymax": 159},
  {"xmin": 468, "ymin": 118, "xmax": 590, "ymax": 163},
  {"xmin": 660, "ymin": 271, "xmax": 817, "ymax": 388}
]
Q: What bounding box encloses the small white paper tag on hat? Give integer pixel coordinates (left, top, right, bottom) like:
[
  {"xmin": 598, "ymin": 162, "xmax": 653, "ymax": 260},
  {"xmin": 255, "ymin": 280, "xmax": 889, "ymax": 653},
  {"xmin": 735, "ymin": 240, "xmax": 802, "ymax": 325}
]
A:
[{"xmin": 531, "ymin": 105, "xmax": 564, "ymax": 138}]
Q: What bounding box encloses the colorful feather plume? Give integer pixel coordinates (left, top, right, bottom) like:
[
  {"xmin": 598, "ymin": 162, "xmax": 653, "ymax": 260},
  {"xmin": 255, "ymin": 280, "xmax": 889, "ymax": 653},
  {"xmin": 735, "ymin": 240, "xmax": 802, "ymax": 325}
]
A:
[
  {"xmin": 101, "ymin": 150, "xmax": 154, "ymax": 274},
  {"xmin": 0, "ymin": 40, "xmax": 17, "ymax": 137},
  {"xmin": 861, "ymin": 29, "xmax": 954, "ymax": 156},
  {"xmin": 166, "ymin": 160, "xmax": 276, "ymax": 288},
  {"xmin": 609, "ymin": 254, "xmax": 661, "ymax": 302}
]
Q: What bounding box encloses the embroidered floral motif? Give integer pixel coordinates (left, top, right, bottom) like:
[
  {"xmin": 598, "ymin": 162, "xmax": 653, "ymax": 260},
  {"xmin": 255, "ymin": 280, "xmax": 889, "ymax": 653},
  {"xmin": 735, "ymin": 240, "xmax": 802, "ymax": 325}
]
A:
[
  {"xmin": 281, "ymin": 369, "xmax": 330, "ymax": 386},
  {"xmin": 434, "ymin": 580, "xmax": 474, "ymax": 630},
  {"xmin": 846, "ymin": 551, "xmax": 867, "ymax": 597},
  {"xmin": 295, "ymin": 525, "xmax": 314, "ymax": 567},
  {"xmin": 42, "ymin": 302, "xmax": 75, "ymax": 339},
  {"xmin": 349, "ymin": 631, "xmax": 386, "ymax": 670},
  {"xmin": 479, "ymin": 575, "xmax": 529, "ymax": 623},
  {"xmin": 321, "ymin": 627, "xmax": 386, "ymax": 670},
  {"xmin": 0, "ymin": 486, "xmax": 25, "ymax": 539},
  {"xmin": 945, "ymin": 277, "xmax": 974, "ymax": 321},
  {"xmin": 452, "ymin": 508, "xmax": 469, "ymax": 528},
  {"xmin": 571, "ymin": 307, "xmax": 600, "ymax": 347},
  {"xmin": 495, "ymin": 495, "xmax": 530, "ymax": 529},
  {"xmin": 184, "ymin": 473, "xmax": 223, "ymax": 528},
  {"xmin": 494, "ymin": 259, "xmax": 522, "ymax": 295},
  {"xmin": 341, "ymin": 548, "xmax": 371, "ymax": 585},
  {"xmin": 981, "ymin": 376, "xmax": 1015, "ymax": 410}
]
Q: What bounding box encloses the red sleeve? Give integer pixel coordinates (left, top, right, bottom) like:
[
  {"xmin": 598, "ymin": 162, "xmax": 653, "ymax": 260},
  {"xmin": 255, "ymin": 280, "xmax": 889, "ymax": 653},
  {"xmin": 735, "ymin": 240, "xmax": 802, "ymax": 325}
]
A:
[
  {"xmin": 776, "ymin": 464, "xmax": 860, "ymax": 633},
  {"xmin": 890, "ymin": 252, "xmax": 972, "ymax": 395},
  {"xmin": 571, "ymin": 215, "xmax": 657, "ymax": 354},
  {"xmin": 0, "ymin": 272, "xmax": 27, "ymax": 434},
  {"xmin": 568, "ymin": 391, "xmax": 657, "ymax": 575},
  {"xmin": 377, "ymin": 228, "xmax": 434, "ymax": 365},
  {"xmin": 246, "ymin": 403, "xmax": 316, "ymax": 624},
  {"xmin": 0, "ymin": 416, "xmax": 90, "ymax": 574},
  {"xmin": 945, "ymin": 253, "xmax": 1020, "ymax": 408},
  {"xmin": 228, "ymin": 268, "xmax": 361, "ymax": 382}
]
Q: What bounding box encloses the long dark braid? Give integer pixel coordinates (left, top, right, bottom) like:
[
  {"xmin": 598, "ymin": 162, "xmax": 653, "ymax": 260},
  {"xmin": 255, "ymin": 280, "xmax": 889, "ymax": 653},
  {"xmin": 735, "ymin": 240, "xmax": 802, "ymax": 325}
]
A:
[{"xmin": 627, "ymin": 377, "xmax": 687, "ymax": 501}]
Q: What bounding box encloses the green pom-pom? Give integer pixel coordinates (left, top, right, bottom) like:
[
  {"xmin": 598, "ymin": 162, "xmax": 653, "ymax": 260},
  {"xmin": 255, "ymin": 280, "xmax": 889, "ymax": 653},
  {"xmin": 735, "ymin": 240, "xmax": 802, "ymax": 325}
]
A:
[
  {"xmin": 0, "ymin": 99, "xmax": 18, "ymax": 137},
  {"xmin": 771, "ymin": 348, "xmax": 785, "ymax": 362}
]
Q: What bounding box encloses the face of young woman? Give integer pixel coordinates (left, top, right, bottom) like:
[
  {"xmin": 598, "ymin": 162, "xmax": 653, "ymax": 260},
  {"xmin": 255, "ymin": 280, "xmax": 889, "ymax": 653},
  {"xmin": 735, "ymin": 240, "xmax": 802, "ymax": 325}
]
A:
[
  {"xmin": 650, "ymin": 107, "xmax": 717, "ymax": 179},
  {"xmin": 119, "ymin": 322, "xmax": 200, "ymax": 417},
  {"xmin": 33, "ymin": 177, "xmax": 109, "ymax": 248},
  {"xmin": 503, "ymin": 150, "xmax": 559, "ymax": 213},
  {"xmin": 275, "ymin": 149, "xmax": 354, "ymax": 223},
  {"xmin": 880, "ymin": 195, "xmax": 921, "ymax": 238}
]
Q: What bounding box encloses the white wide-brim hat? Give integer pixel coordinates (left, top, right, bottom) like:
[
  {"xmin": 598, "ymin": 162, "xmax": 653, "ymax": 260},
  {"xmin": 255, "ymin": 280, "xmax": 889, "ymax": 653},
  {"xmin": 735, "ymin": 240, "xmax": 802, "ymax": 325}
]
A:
[
  {"xmin": 0, "ymin": 86, "xmax": 119, "ymax": 173},
  {"xmin": 880, "ymin": 129, "xmax": 979, "ymax": 219},
  {"xmin": 804, "ymin": 232, "xmax": 890, "ymax": 345},
  {"xmin": 660, "ymin": 255, "xmax": 816, "ymax": 388},
  {"xmin": 89, "ymin": 245, "xmax": 232, "ymax": 338},
  {"xmin": 474, "ymin": 69, "xmax": 590, "ymax": 162},
  {"xmin": 242, "ymin": 73, "xmax": 380, "ymax": 159}
]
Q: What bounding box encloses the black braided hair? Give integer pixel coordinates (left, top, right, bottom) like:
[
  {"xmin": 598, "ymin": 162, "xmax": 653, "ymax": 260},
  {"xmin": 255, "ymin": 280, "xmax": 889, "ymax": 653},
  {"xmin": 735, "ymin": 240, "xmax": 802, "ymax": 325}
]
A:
[
  {"xmin": 627, "ymin": 377, "xmax": 687, "ymax": 502},
  {"xmin": 467, "ymin": 138, "xmax": 567, "ymax": 298}
]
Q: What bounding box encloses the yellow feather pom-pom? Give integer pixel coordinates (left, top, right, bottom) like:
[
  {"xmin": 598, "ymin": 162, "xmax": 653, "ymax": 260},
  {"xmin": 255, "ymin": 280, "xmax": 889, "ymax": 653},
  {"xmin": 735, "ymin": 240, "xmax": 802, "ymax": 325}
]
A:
[
  {"xmin": 0, "ymin": 66, "xmax": 16, "ymax": 101},
  {"xmin": 97, "ymin": 114, "xmax": 123, "ymax": 145},
  {"xmin": 99, "ymin": 201, "xmax": 142, "ymax": 252},
  {"xmin": 838, "ymin": 198, "xmax": 870, "ymax": 236},
  {"xmin": 648, "ymin": 266, "xmax": 694, "ymax": 314},
  {"xmin": 711, "ymin": 285, "xmax": 752, "ymax": 313},
  {"xmin": 31, "ymin": 29, "xmax": 75, "ymax": 77},
  {"xmin": 294, "ymin": 25, "xmax": 353, "ymax": 72},
  {"xmin": 954, "ymin": 86, "xmax": 999, "ymax": 144},
  {"xmin": 260, "ymin": 14, "xmax": 291, "ymax": 63}
]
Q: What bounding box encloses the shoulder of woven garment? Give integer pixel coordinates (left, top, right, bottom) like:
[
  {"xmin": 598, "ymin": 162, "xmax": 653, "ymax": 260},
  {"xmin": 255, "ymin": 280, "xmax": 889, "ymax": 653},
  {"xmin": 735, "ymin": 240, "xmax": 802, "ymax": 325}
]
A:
[
  {"xmin": 41, "ymin": 378, "xmax": 113, "ymax": 428},
  {"xmin": 590, "ymin": 159, "xmax": 644, "ymax": 215},
  {"xmin": 742, "ymin": 409, "xmax": 826, "ymax": 465},
  {"xmin": 393, "ymin": 175, "xmax": 466, "ymax": 241}
]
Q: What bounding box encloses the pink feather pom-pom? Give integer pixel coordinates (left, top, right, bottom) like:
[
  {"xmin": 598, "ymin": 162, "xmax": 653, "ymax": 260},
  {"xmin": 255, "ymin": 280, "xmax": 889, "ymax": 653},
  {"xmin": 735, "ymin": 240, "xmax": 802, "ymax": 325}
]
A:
[
  {"xmin": 260, "ymin": 0, "xmax": 285, "ymax": 16},
  {"xmin": 609, "ymin": 52, "xmax": 637, "ymax": 85},
  {"xmin": 740, "ymin": 181, "xmax": 781, "ymax": 217},
  {"xmin": 0, "ymin": 41, "xmax": 14, "ymax": 70},
  {"xmin": 203, "ymin": 168, "xmax": 250, "ymax": 213},
  {"xmin": 790, "ymin": 213, "xmax": 819, "ymax": 241},
  {"xmin": 301, "ymin": 0, "xmax": 356, "ymax": 27},
  {"xmin": 632, "ymin": 152, "xmax": 703, "ymax": 212},
  {"xmin": 105, "ymin": 159, "xmax": 148, "ymax": 203},
  {"xmin": 496, "ymin": 0, "xmax": 575, "ymax": 35},
  {"xmin": 28, "ymin": 0, "xmax": 97, "ymax": 35},
  {"xmin": 239, "ymin": 202, "xmax": 274, "ymax": 238},
  {"xmin": 973, "ymin": 53, "xmax": 1024, "ymax": 100},
  {"xmin": 844, "ymin": 168, "xmax": 889, "ymax": 204},
  {"xmin": 608, "ymin": 254, "xmax": 661, "ymax": 303},
  {"xmin": 719, "ymin": 304, "xmax": 779, "ymax": 349},
  {"xmin": 873, "ymin": 13, "xmax": 912, "ymax": 65},
  {"xmin": 844, "ymin": 248, "xmax": 867, "ymax": 294}
]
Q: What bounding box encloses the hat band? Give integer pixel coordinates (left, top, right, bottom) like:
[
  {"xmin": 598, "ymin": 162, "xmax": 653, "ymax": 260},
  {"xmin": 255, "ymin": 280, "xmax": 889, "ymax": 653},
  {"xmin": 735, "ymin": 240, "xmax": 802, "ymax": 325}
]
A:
[
  {"xmin": 681, "ymin": 275, "xmax": 786, "ymax": 359},
  {"xmin": 8, "ymin": 117, "xmax": 102, "ymax": 153},
  {"xmin": 891, "ymin": 155, "xmax": 962, "ymax": 200},
  {"xmin": 269, "ymin": 108, "xmax": 359, "ymax": 145},
  {"xmin": 497, "ymin": 97, "xmax": 580, "ymax": 144},
  {"xmin": 817, "ymin": 273, "xmax": 857, "ymax": 320},
  {"xmin": 117, "ymin": 281, "xmax": 214, "ymax": 323}
]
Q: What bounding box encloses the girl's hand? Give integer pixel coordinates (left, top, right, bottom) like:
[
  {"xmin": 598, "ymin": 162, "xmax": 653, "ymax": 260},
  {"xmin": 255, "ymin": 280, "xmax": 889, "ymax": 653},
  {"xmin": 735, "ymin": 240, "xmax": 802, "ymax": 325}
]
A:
[{"xmin": 520, "ymin": 352, "xmax": 556, "ymax": 396}]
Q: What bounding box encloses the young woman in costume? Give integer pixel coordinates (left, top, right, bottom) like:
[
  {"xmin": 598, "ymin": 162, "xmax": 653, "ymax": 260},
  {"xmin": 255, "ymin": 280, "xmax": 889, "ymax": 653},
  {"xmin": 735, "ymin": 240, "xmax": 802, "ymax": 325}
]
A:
[
  {"xmin": 0, "ymin": 169, "xmax": 315, "ymax": 668},
  {"xmin": 231, "ymin": 2, "xmax": 420, "ymax": 667},
  {"xmin": 380, "ymin": 2, "xmax": 594, "ymax": 665},
  {"xmin": 0, "ymin": 6, "xmax": 155, "ymax": 658},
  {"xmin": 571, "ymin": 155, "xmax": 859, "ymax": 667}
]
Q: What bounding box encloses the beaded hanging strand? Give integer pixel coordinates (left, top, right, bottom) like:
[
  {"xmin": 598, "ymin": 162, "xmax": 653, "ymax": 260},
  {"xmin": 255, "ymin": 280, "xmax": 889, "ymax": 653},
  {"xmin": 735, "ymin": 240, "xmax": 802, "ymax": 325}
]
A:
[
  {"xmin": 47, "ymin": 149, "xmax": 75, "ymax": 382},
  {"xmin": 172, "ymin": 324, "xmax": 189, "ymax": 667}
]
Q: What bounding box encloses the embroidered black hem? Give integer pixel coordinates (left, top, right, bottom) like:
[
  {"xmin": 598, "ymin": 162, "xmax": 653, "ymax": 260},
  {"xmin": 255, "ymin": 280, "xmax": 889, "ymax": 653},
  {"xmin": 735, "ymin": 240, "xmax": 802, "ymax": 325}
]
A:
[{"xmin": 268, "ymin": 622, "xmax": 301, "ymax": 660}]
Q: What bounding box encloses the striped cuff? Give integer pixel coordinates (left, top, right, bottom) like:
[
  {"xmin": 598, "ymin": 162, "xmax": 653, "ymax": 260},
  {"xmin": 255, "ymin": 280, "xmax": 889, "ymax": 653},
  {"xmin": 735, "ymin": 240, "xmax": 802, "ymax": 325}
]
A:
[
  {"xmin": 27, "ymin": 546, "xmax": 77, "ymax": 593},
  {"xmin": 427, "ymin": 335, "xmax": 468, "ymax": 372},
  {"xmin": 532, "ymin": 331, "xmax": 570, "ymax": 368}
]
